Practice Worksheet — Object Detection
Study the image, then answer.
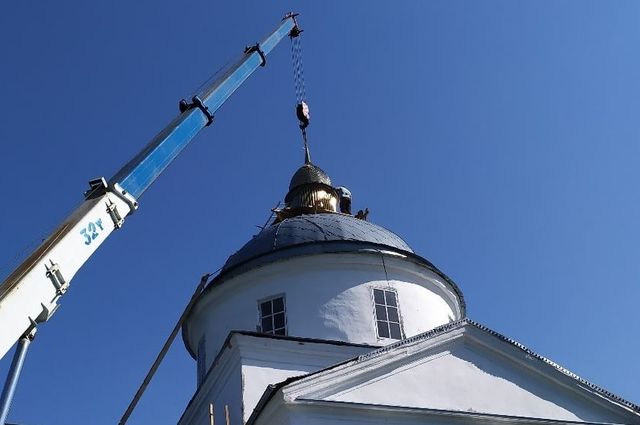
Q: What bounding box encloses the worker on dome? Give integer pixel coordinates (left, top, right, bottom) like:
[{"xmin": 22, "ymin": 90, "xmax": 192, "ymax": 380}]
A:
[{"xmin": 336, "ymin": 187, "xmax": 352, "ymax": 215}]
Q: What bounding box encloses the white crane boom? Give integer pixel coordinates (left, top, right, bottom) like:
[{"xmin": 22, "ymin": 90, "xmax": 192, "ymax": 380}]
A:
[{"xmin": 0, "ymin": 15, "xmax": 299, "ymax": 360}]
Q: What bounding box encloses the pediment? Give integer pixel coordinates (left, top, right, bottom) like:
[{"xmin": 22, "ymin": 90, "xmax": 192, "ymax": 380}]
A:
[{"xmin": 282, "ymin": 321, "xmax": 639, "ymax": 424}]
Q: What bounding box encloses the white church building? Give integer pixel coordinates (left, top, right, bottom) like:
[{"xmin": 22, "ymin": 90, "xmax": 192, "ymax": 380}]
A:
[{"xmin": 177, "ymin": 158, "xmax": 640, "ymax": 425}]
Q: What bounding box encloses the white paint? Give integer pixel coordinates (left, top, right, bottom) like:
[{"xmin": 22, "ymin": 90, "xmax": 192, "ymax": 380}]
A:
[
  {"xmin": 184, "ymin": 251, "xmax": 463, "ymax": 373},
  {"xmin": 281, "ymin": 323, "xmax": 640, "ymax": 424},
  {"xmin": 0, "ymin": 192, "xmax": 132, "ymax": 359},
  {"xmin": 179, "ymin": 338, "xmax": 243, "ymax": 425},
  {"xmin": 179, "ymin": 224, "xmax": 639, "ymax": 425},
  {"xmin": 178, "ymin": 333, "xmax": 372, "ymax": 425}
]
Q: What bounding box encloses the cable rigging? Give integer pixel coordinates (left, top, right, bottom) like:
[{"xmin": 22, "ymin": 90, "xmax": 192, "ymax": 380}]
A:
[{"xmin": 288, "ymin": 14, "xmax": 312, "ymax": 163}]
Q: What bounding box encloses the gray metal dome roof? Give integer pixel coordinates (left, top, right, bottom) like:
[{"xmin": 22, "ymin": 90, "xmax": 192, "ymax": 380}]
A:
[
  {"xmin": 289, "ymin": 163, "xmax": 332, "ymax": 191},
  {"xmin": 222, "ymin": 213, "xmax": 413, "ymax": 273}
]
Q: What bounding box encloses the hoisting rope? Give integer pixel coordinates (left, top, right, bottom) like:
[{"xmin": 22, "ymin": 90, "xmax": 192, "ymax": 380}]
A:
[
  {"xmin": 291, "ymin": 30, "xmax": 306, "ymax": 108},
  {"xmin": 287, "ymin": 13, "xmax": 312, "ymax": 163}
]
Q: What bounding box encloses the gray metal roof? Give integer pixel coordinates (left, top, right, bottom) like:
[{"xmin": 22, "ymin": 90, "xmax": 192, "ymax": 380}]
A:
[{"xmin": 222, "ymin": 213, "xmax": 413, "ymax": 273}]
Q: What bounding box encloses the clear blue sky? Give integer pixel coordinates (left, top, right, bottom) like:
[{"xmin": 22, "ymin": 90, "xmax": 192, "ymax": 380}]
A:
[{"xmin": 0, "ymin": 2, "xmax": 638, "ymax": 424}]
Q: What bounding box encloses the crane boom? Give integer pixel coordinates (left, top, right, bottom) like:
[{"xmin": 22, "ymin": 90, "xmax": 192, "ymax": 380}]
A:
[{"xmin": 0, "ymin": 15, "xmax": 298, "ymax": 360}]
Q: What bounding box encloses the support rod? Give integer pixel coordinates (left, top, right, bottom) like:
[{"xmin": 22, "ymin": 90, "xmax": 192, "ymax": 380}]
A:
[
  {"xmin": 118, "ymin": 274, "xmax": 210, "ymax": 425},
  {"xmin": 0, "ymin": 332, "xmax": 33, "ymax": 425}
]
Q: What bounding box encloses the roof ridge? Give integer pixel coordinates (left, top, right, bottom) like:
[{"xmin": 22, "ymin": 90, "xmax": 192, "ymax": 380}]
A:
[
  {"xmin": 248, "ymin": 320, "xmax": 639, "ymax": 425},
  {"xmin": 355, "ymin": 318, "xmax": 640, "ymax": 414},
  {"xmin": 466, "ymin": 320, "xmax": 640, "ymax": 414},
  {"xmin": 356, "ymin": 318, "xmax": 469, "ymax": 362}
]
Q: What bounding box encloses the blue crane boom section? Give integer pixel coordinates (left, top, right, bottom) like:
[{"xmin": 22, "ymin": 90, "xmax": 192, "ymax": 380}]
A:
[
  {"xmin": 110, "ymin": 16, "xmax": 295, "ymax": 199},
  {"xmin": 0, "ymin": 15, "xmax": 298, "ymax": 366}
]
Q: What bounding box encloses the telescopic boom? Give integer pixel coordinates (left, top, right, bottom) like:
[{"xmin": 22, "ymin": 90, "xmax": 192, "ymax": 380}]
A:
[{"xmin": 0, "ymin": 14, "xmax": 299, "ymax": 360}]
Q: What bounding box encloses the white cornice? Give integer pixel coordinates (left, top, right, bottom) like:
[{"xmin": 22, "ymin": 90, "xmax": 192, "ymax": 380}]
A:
[
  {"xmin": 281, "ymin": 327, "xmax": 465, "ymax": 401},
  {"xmin": 274, "ymin": 321, "xmax": 639, "ymax": 421},
  {"xmin": 292, "ymin": 399, "xmax": 628, "ymax": 425}
]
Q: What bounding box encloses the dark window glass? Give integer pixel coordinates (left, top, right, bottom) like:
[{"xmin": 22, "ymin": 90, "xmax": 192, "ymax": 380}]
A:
[
  {"xmin": 272, "ymin": 297, "xmax": 284, "ymax": 312},
  {"xmin": 375, "ymin": 305, "xmax": 387, "ymax": 321},
  {"xmin": 259, "ymin": 295, "xmax": 286, "ymax": 336},
  {"xmin": 262, "ymin": 317, "xmax": 273, "ymax": 332},
  {"xmin": 274, "ymin": 312, "xmax": 285, "ymax": 329},
  {"xmin": 377, "ymin": 321, "xmax": 390, "ymax": 338},
  {"xmin": 374, "ymin": 289, "xmax": 385, "ymax": 304},
  {"xmin": 387, "ymin": 306, "xmax": 399, "ymax": 322},
  {"xmin": 373, "ymin": 288, "xmax": 403, "ymax": 340},
  {"xmin": 385, "ymin": 291, "xmax": 397, "ymax": 307},
  {"xmin": 389, "ymin": 323, "xmax": 402, "ymax": 339}
]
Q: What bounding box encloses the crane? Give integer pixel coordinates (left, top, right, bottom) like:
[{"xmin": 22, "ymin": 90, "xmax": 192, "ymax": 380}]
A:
[{"xmin": 0, "ymin": 13, "xmax": 301, "ymax": 421}]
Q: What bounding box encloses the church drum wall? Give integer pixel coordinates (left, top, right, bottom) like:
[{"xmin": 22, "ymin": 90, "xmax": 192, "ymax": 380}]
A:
[{"xmin": 184, "ymin": 251, "xmax": 464, "ymax": 373}]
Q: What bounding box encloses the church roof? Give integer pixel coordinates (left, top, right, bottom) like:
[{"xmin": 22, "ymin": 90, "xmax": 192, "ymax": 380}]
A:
[
  {"xmin": 221, "ymin": 213, "xmax": 414, "ymax": 274},
  {"xmin": 247, "ymin": 319, "xmax": 640, "ymax": 425},
  {"xmin": 359, "ymin": 320, "xmax": 640, "ymax": 414},
  {"xmin": 205, "ymin": 213, "xmax": 465, "ymax": 318}
]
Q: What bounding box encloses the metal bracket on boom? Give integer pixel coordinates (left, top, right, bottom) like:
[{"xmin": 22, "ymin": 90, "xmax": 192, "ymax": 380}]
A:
[
  {"xmin": 84, "ymin": 177, "xmax": 138, "ymax": 220},
  {"xmin": 284, "ymin": 12, "xmax": 302, "ymax": 38},
  {"xmin": 45, "ymin": 260, "xmax": 67, "ymax": 295},
  {"xmin": 22, "ymin": 325, "xmax": 37, "ymax": 342},
  {"xmin": 33, "ymin": 302, "xmax": 59, "ymax": 324},
  {"xmin": 244, "ymin": 43, "xmax": 267, "ymax": 67},
  {"xmin": 85, "ymin": 177, "xmax": 110, "ymax": 200},
  {"xmin": 178, "ymin": 96, "xmax": 214, "ymax": 126},
  {"xmin": 111, "ymin": 182, "xmax": 139, "ymax": 212},
  {"xmin": 106, "ymin": 199, "xmax": 124, "ymax": 229}
]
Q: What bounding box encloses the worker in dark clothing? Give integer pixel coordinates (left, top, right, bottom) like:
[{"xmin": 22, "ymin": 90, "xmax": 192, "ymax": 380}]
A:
[{"xmin": 336, "ymin": 186, "xmax": 352, "ymax": 215}]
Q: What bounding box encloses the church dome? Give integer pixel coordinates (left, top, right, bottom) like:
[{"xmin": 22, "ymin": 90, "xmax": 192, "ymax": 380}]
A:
[
  {"xmin": 183, "ymin": 158, "xmax": 465, "ymax": 366},
  {"xmin": 288, "ymin": 163, "xmax": 331, "ymax": 191},
  {"xmin": 221, "ymin": 213, "xmax": 413, "ymax": 275}
]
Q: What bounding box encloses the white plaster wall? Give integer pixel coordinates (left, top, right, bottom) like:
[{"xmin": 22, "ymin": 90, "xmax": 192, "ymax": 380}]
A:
[
  {"xmin": 178, "ymin": 353, "xmax": 243, "ymax": 425},
  {"xmin": 180, "ymin": 334, "xmax": 374, "ymax": 425},
  {"xmin": 239, "ymin": 336, "xmax": 371, "ymax": 422},
  {"xmin": 185, "ymin": 251, "xmax": 463, "ymax": 373},
  {"xmin": 243, "ymin": 363, "xmax": 308, "ymax": 420},
  {"xmin": 325, "ymin": 341, "xmax": 634, "ymax": 424}
]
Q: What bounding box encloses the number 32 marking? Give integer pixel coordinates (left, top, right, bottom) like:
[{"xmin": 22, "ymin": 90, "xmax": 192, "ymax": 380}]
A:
[{"xmin": 80, "ymin": 218, "xmax": 104, "ymax": 245}]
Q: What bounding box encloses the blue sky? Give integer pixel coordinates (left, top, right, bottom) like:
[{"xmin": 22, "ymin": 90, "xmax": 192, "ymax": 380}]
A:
[{"xmin": 0, "ymin": 2, "xmax": 638, "ymax": 424}]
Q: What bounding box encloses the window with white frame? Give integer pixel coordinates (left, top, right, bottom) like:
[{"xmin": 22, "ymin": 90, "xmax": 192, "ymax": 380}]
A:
[
  {"xmin": 258, "ymin": 295, "xmax": 287, "ymax": 335},
  {"xmin": 373, "ymin": 288, "xmax": 403, "ymax": 340}
]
